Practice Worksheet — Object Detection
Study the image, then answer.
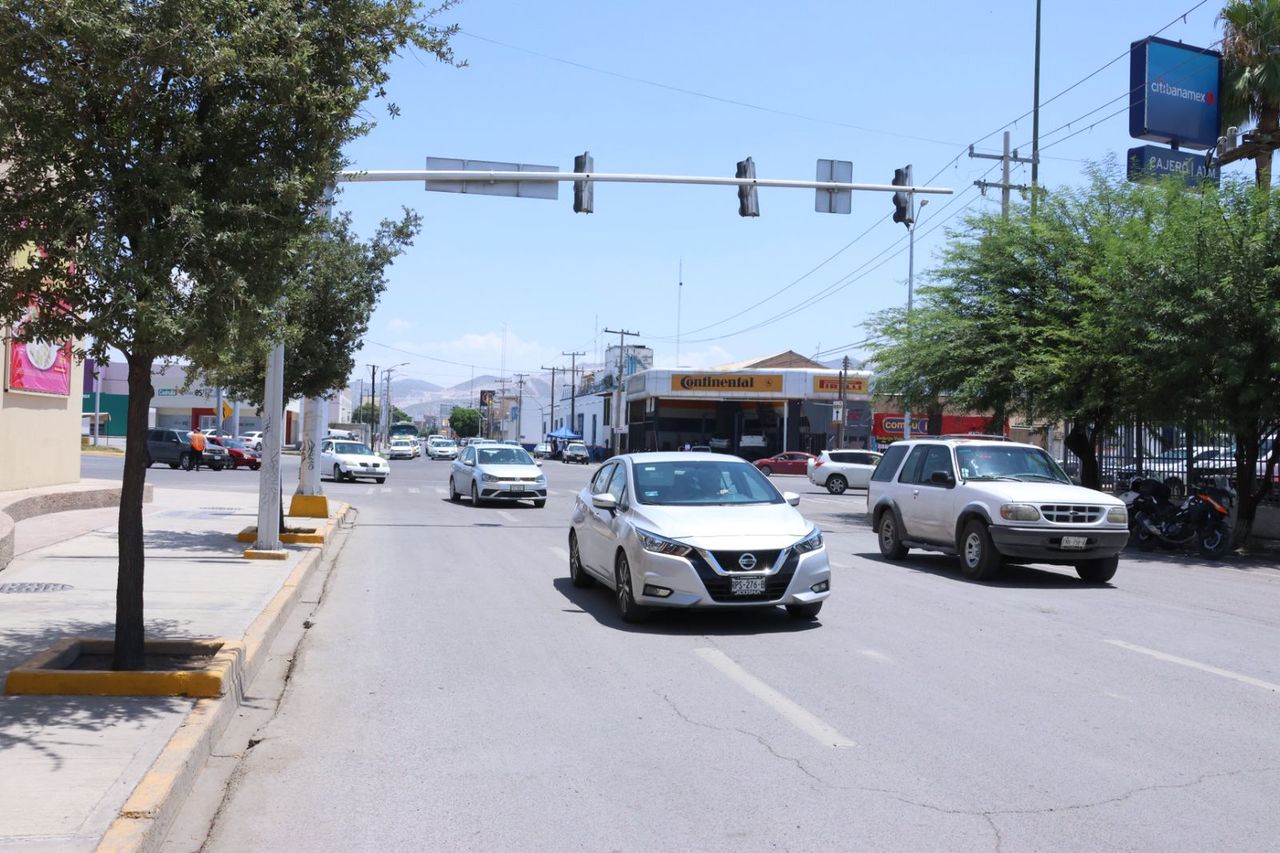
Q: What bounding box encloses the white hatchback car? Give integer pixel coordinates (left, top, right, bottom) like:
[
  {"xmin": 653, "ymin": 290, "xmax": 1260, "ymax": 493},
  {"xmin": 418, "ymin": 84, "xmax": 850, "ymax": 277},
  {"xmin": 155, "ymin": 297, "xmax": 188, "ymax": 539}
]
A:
[
  {"xmin": 568, "ymin": 453, "xmax": 830, "ymax": 623},
  {"xmin": 807, "ymin": 449, "xmax": 883, "ymax": 494},
  {"xmin": 319, "ymin": 439, "xmax": 389, "ymax": 483},
  {"xmin": 388, "ymin": 437, "xmax": 418, "ymax": 460}
]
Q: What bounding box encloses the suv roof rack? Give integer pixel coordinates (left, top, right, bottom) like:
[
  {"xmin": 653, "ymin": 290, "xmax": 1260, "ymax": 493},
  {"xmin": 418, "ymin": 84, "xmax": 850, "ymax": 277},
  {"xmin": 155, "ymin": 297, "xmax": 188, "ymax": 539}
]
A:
[{"xmin": 938, "ymin": 433, "xmax": 1010, "ymax": 441}]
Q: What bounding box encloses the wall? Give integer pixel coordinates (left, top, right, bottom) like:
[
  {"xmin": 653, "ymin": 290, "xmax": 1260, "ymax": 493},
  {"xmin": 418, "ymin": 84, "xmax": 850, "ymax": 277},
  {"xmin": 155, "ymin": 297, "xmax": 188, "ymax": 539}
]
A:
[{"xmin": 0, "ymin": 356, "xmax": 84, "ymax": 491}]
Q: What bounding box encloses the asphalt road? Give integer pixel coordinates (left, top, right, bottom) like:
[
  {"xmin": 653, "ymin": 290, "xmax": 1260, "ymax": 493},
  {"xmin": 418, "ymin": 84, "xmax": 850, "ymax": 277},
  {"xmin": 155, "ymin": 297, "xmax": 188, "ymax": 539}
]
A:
[{"xmin": 86, "ymin": 452, "xmax": 1280, "ymax": 851}]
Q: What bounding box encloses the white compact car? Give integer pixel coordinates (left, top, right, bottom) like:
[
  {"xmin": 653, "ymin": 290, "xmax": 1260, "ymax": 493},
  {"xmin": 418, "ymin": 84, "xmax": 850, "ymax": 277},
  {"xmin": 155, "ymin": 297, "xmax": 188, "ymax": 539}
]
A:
[
  {"xmin": 807, "ymin": 449, "xmax": 883, "ymax": 494},
  {"xmin": 867, "ymin": 437, "xmax": 1128, "ymax": 583},
  {"xmin": 450, "ymin": 443, "xmax": 547, "ymax": 507},
  {"xmin": 319, "ymin": 439, "xmax": 389, "ymax": 483},
  {"xmin": 388, "ymin": 437, "xmax": 418, "ymax": 460},
  {"xmin": 427, "ymin": 437, "xmax": 458, "ymax": 460},
  {"xmin": 568, "ymin": 452, "xmax": 830, "ymax": 623},
  {"xmin": 240, "ymin": 431, "xmax": 264, "ymax": 451}
]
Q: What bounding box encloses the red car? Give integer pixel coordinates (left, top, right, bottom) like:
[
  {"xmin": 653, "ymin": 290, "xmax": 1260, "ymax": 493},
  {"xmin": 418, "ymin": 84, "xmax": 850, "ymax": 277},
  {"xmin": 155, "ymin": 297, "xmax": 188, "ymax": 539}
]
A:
[
  {"xmin": 209, "ymin": 436, "xmax": 262, "ymax": 470},
  {"xmin": 753, "ymin": 452, "xmax": 816, "ymax": 476}
]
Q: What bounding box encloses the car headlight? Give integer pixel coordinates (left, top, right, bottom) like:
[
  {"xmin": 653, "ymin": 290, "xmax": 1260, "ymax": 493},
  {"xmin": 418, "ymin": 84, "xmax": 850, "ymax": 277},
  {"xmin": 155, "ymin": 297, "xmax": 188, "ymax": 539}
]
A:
[
  {"xmin": 635, "ymin": 528, "xmax": 692, "ymax": 557},
  {"xmin": 1107, "ymin": 507, "xmax": 1129, "ymax": 524},
  {"xmin": 1000, "ymin": 504, "xmax": 1042, "ymax": 522},
  {"xmin": 794, "ymin": 527, "xmax": 824, "ymax": 553},
  {"xmin": 481, "ymin": 472, "xmax": 501, "ymax": 483}
]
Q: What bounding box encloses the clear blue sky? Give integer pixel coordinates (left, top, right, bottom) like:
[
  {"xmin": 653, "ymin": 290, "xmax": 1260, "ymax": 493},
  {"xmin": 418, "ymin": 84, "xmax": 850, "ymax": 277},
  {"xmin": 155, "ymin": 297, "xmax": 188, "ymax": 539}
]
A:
[{"xmin": 337, "ymin": 0, "xmax": 1229, "ymax": 389}]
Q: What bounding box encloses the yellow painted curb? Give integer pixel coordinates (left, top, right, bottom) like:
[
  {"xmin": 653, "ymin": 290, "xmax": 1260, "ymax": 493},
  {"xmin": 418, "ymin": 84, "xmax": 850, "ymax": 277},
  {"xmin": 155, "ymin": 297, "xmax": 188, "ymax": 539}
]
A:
[
  {"xmin": 242, "ymin": 548, "xmax": 288, "ymax": 560},
  {"xmin": 236, "ymin": 526, "xmax": 324, "ymax": 545},
  {"xmin": 235, "ymin": 526, "xmax": 256, "ymax": 544},
  {"xmin": 4, "ymin": 638, "xmax": 240, "ymax": 698},
  {"xmin": 288, "ymin": 494, "xmax": 330, "ymax": 518}
]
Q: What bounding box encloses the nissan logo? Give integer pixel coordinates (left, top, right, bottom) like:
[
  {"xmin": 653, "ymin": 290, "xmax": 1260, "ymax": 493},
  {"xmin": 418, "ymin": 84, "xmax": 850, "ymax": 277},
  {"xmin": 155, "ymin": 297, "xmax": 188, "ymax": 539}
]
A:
[{"xmin": 738, "ymin": 553, "xmax": 758, "ymax": 570}]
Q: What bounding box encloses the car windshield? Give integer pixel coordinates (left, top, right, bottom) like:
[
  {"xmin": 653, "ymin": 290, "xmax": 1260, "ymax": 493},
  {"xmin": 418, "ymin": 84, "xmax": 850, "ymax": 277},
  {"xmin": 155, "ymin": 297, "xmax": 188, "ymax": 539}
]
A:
[
  {"xmin": 436, "ymin": 440, "xmax": 456, "ymax": 448},
  {"xmin": 333, "ymin": 442, "xmax": 373, "ymax": 455},
  {"xmin": 476, "ymin": 447, "xmax": 534, "ymax": 465},
  {"xmin": 955, "ymin": 446, "xmax": 1070, "ymax": 484},
  {"xmin": 632, "ymin": 460, "xmax": 783, "ymax": 506},
  {"xmin": 222, "ymin": 439, "xmax": 247, "ymax": 449},
  {"xmin": 567, "ymin": 444, "xmax": 586, "ymax": 452}
]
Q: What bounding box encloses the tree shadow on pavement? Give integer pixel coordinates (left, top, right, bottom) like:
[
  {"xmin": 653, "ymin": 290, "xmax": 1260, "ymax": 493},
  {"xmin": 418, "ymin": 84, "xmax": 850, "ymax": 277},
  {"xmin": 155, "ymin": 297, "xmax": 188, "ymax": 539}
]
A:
[
  {"xmin": 856, "ymin": 552, "xmax": 1107, "ymax": 589},
  {"xmin": 552, "ymin": 578, "xmax": 823, "ymax": 635},
  {"xmin": 0, "ymin": 617, "xmax": 193, "ymax": 770}
]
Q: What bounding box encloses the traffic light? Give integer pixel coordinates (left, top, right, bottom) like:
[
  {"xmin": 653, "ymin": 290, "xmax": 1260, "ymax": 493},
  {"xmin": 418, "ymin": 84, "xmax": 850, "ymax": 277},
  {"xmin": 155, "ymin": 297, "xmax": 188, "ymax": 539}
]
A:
[
  {"xmin": 573, "ymin": 151, "xmax": 593, "ymax": 214},
  {"xmin": 892, "ymin": 165, "xmax": 912, "ymax": 227},
  {"xmin": 736, "ymin": 157, "xmax": 760, "ymax": 217}
]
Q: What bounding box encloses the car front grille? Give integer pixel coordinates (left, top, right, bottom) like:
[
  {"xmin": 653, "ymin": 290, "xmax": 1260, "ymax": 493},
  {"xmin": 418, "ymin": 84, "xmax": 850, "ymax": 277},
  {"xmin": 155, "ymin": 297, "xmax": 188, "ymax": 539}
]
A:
[
  {"xmin": 688, "ymin": 550, "xmax": 797, "ymax": 603},
  {"xmin": 1039, "ymin": 504, "xmax": 1106, "ymax": 524}
]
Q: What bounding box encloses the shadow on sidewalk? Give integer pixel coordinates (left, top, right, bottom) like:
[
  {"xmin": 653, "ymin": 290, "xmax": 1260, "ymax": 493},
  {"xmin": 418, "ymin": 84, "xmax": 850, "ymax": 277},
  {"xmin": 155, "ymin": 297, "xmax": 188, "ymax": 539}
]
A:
[{"xmin": 0, "ymin": 618, "xmax": 191, "ymax": 770}]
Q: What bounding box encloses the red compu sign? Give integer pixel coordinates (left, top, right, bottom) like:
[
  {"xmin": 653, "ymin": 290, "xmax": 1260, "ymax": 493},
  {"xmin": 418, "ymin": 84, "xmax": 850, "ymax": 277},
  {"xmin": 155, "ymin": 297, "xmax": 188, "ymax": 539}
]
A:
[{"xmin": 873, "ymin": 413, "xmax": 1003, "ymax": 439}]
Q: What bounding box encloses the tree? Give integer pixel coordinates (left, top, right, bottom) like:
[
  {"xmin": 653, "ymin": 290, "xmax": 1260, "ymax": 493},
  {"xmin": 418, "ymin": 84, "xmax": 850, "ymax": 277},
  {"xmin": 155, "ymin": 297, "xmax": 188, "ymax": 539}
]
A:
[
  {"xmin": 193, "ymin": 210, "xmax": 419, "ymax": 403},
  {"xmin": 0, "ymin": 1, "xmax": 458, "ymax": 669},
  {"xmin": 354, "ymin": 402, "xmax": 412, "ymax": 425},
  {"xmin": 1220, "ymin": 0, "xmax": 1280, "ymax": 187},
  {"xmin": 450, "ymin": 406, "xmax": 480, "ymax": 438}
]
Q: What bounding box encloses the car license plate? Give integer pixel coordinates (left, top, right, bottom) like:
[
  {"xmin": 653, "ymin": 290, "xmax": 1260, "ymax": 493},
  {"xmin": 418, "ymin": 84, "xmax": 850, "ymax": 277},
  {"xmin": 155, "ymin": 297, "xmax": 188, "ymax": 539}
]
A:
[
  {"xmin": 1060, "ymin": 535, "xmax": 1088, "ymax": 550},
  {"xmin": 730, "ymin": 576, "xmax": 767, "ymax": 596}
]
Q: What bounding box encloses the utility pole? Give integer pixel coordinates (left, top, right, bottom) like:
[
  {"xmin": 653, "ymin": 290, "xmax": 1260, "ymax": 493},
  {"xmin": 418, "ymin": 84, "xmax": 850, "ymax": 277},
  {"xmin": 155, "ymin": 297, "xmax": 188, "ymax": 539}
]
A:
[
  {"xmin": 562, "ymin": 350, "xmax": 585, "ymax": 436},
  {"xmin": 540, "ymin": 365, "xmax": 561, "ymax": 439},
  {"xmin": 837, "ymin": 355, "xmax": 849, "ymax": 448},
  {"xmin": 969, "ymin": 131, "xmax": 1033, "ymax": 218},
  {"xmin": 1031, "ymin": 0, "xmax": 1043, "ymax": 215},
  {"xmin": 903, "ymin": 197, "xmax": 928, "ymax": 441},
  {"xmin": 367, "ymin": 364, "xmax": 378, "ymax": 444},
  {"xmin": 513, "ymin": 373, "xmax": 528, "ymax": 441},
  {"xmin": 603, "ymin": 328, "xmax": 640, "ymax": 456}
]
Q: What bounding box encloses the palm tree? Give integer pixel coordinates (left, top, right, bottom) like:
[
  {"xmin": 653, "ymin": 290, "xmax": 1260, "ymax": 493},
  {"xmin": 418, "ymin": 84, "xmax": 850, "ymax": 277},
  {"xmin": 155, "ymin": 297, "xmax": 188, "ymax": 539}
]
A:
[{"xmin": 1220, "ymin": 0, "xmax": 1280, "ymax": 186}]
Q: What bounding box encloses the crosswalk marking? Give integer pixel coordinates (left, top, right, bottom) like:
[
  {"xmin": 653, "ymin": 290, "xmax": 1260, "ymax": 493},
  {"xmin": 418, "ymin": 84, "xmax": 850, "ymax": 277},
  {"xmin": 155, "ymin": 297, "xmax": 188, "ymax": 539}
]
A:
[
  {"xmin": 380, "ymin": 487, "xmax": 392, "ymax": 494},
  {"xmin": 408, "ymin": 487, "xmax": 421, "ymax": 494},
  {"xmin": 548, "ymin": 546, "xmax": 569, "ymax": 562},
  {"xmin": 435, "ymin": 487, "xmax": 447, "ymax": 496},
  {"xmin": 497, "ymin": 510, "xmax": 518, "ymax": 523}
]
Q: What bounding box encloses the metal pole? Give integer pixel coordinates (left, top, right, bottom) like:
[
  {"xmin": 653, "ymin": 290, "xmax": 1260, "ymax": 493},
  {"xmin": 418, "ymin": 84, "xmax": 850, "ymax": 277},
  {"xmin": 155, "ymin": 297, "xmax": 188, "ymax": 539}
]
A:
[
  {"xmin": 904, "ymin": 213, "xmax": 915, "ymax": 441},
  {"xmin": 214, "ymin": 386, "xmax": 223, "ymax": 434},
  {"xmin": 1001, "ymin": 131, "xmax": 1011, "ymax": 218},
  {"xmin": 838, "ymin": 356, "xmax": 849, "ymax": 449},
  {"xmin": 93, "ymin": 366, "xmax": 101, "ymax": 446},
  {"xmin": 254, "ymin": 341, "xmax": 285, "ymax": 551},
  {"xmin": 1031, "ymin": 0, "xmax": 1042, "ymax": 215},
  {"xmin": 231, "ymin": 400, "xmax": 241, "ymax": 439},
  {"xmin": 564, "ymin": 351, "xmax": 585, "ymax": 436}
]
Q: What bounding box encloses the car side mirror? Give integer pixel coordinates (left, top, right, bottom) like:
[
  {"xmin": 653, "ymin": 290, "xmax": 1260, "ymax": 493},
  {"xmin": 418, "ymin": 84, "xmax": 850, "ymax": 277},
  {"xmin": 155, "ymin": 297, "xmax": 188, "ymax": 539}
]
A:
[
  {"xmin": 592, "ymin": 493, "xmax": 618, "ymax": 513},
  {"xmin": 782, "ymin": 491, "xmax": 800, "ymax": 507},
  {"xmin": 465, "ymin": 459, "xmax": 475, "ymax": 467},
  {"xmin": 535, "ymin": 460, "xmax": 543, "ymax": 467},
  {"xmin": 929, "ymin": 470, "xmax": 955, "ymax": 487}
]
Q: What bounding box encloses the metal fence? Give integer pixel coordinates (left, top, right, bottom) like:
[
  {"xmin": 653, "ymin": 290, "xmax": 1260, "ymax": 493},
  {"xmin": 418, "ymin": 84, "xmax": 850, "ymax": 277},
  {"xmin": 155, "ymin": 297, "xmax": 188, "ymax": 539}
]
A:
[{"xmin": 1061, "ymin": 421, "xmax": 1277, "ymax": 500}]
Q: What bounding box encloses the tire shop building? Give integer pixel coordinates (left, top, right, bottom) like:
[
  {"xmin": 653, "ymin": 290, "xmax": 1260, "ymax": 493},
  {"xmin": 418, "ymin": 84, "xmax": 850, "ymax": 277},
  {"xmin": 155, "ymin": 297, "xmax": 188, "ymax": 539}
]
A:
[{"xmin": 622, "ymin": 352, "xmax": 872, "ymax": 458}]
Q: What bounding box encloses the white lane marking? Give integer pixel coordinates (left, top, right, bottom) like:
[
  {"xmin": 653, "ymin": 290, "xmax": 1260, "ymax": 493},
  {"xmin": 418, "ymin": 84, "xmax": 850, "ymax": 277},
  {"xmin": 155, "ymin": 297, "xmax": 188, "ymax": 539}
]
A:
[
  {"xmin": 694, "ymin": 647, "xmax": 857, "ymax": 749},
  {"xmin": 497, "ymin": 510, "xmax": 518, "ymax": 523},
  {"xmin": 435, "ymin": 487, "xmax": 447, "ymax": 495},
  {"xmin": 1106, "ymin": 640, "xmax": 1280, "ymax": 693},
  {"xmin": 829, "ymin": 559, "xmax": 851, "ymax": 569},
  {"xmin": 549, "ymin": 546, "xmax": 569, "ymax": 562},
  {"xmin": 858, "ymin": 649, "xmax": 894, "ymax": 663},
  {"xmin": 380, "ymin": 487, "xmax": 392, "ymax": 494},
  {"xmin": 365, "ymin": 486, "xmax": 375, "ymax": 495},
  {"xmin": 408, "ymin": 487, "xmax": 421, "ymax": 494}
]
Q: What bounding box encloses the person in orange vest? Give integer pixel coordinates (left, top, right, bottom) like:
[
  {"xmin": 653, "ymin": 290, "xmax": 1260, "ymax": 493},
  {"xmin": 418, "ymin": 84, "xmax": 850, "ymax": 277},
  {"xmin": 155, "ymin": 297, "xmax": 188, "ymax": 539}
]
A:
[{"xmin": 189, "ymin": 429, "xmax": 206, "ymax": 471}]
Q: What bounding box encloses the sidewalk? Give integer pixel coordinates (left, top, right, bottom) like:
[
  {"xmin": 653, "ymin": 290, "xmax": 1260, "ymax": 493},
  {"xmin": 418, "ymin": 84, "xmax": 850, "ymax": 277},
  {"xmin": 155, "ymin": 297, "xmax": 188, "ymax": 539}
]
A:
[{"xmin": 0, "ymin": 487, "xmax": 342, "ymax": 851}]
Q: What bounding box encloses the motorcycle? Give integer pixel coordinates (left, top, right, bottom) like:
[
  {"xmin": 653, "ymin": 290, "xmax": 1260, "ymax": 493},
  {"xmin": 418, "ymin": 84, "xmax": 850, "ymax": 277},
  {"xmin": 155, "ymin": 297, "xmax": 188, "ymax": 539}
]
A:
[{"xmin": 1119, "ymin": 478, "xmax": 1233, "ymax": 558}]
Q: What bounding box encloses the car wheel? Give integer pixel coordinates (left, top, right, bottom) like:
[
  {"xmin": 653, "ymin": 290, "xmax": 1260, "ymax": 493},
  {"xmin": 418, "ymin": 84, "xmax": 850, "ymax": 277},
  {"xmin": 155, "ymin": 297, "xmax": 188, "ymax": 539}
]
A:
[
  {"xmin": 179, "ymin": 453, "xmax": 193, "ymax": 471},
  {"xmin": 759, "ymin": 465, "xmax": 773, "ymax": 477},
  {"xmin": 826, "ymin": 475, "xmax": 847, "ymax": 495},
  {"xmin": 145, "ymin": 454, "xmax": 154, "ymax": 468},
  {"xmin": 959, "ymin": 519, "xmax": 1002, "ymax": 580},
  {"xmin": 251, "ymin": 463, "xmax": 261, "ymax": 471},
  {"xmin": 876, "ymin": 511, "xmax": 909, "ymax": 559},
  {"xmin": 1075, "ymin": 556, "xmax": 1118, "ymax": 584},
  {"xmin": 568, "ymin": 532, "xmax": 594, "ymax": 588},
  {"xmin": 614, "ymin": 551, "xmax": 648, "ymax": 623},
  {"xmin": 471, "ymin": 482, "xmax": 483, "ymax": 507},
  {"xmin": 209, "ymin": 462, "xmax": 224, "ymax": 471},
  {"xmin": 785, "ymin": 601, "xmax": 823, "ymax": 619},
  {"xmin": 449, "ymin": 476, "xmax": 461, "ymax": 502},
  {"xmin": 533, "ymin": 499, "xmax": 546, "ymax": 508}
]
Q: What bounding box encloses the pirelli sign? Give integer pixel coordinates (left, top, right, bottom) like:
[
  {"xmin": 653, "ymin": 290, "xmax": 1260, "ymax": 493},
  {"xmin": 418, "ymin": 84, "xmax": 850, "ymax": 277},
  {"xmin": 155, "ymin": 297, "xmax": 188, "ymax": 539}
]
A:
[
  {"xmin": 813, "ymin": 376, "xmax": 868, "ymax": 394},
  {"xmin": 669, "ymin": 373, "xmax": 783, "ymax": 393}
]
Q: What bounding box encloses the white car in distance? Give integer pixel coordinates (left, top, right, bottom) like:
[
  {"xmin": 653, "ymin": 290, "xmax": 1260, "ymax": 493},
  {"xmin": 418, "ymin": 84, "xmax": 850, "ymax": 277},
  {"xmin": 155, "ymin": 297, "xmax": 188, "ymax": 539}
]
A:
[
  {"xmin": 427, "ymin": 437, "xmax": 459, "ymax": 460},
  {"xmin": 807, "ymin": 449, "xmax": 883, "ymax": 494},
  {"xmin": 320, "ymin": 439, "xmax": 389, "ymax": 483},
  {"xmin": 388, "ymin": 437, "xmax": 418, "ymax": 460}
]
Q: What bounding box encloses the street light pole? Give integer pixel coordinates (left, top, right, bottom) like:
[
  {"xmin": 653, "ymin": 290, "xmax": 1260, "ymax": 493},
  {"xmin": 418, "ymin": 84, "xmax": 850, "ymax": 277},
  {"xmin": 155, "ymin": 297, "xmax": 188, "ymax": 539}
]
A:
[{"xmin": 903, "ymin": 198, "xmax": 928, "ymax": 441}]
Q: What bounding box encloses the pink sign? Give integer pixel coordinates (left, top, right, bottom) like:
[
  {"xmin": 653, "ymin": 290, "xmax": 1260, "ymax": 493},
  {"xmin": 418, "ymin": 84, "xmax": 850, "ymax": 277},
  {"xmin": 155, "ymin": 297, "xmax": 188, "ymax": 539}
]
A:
[{"xmin": 6, "ymin": 302, "xmax": 72, "ymax": 396}]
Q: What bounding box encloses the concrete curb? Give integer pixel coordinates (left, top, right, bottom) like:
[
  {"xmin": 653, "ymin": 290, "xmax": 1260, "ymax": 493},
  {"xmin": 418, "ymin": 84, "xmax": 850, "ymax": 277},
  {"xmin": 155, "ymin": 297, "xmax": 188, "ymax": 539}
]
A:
[
  {"xmin": 5, "ymin": 638, "xmax": 239, "ymax": 698},
  {"xmin": 94, "ymin": 502, "xmax": 352, "ymax": 853},
  {"xmin": 0, "ymin": 482, "xmax": 154, "ymax": 572}
]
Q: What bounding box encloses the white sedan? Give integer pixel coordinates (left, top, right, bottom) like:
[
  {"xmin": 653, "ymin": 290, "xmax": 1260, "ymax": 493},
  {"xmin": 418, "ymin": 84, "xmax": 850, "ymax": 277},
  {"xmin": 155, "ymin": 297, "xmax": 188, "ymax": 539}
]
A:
[
  {"xmin": 319, "ymin": 439, "xmax": 389, "ymax": 483},
  {"xmin": 568, "ymin": 452, "xmax": 830, "ymax": 623},
  {"xmin": 388, "ymin": 437, "xmax": 418, "ymax": 460},
  {"xmin": 450, "ymin": 443, "xmax": 547, "ymax": 507}
]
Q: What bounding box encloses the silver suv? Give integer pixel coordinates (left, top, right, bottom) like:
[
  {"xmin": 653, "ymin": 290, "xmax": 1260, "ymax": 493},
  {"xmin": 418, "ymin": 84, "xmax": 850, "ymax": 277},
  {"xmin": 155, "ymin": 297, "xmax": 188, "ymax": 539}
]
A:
[{"xmin": 866, "ymin": 437, "xmax": 1129, "ymax": 583}]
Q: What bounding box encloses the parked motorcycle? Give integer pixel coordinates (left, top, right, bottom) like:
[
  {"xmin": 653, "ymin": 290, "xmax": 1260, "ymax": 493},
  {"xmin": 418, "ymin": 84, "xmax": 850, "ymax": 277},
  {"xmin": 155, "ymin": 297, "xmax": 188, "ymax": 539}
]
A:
[{"xmin": 1118, "ymin": 478, "xmax": 1233, "ymax": 558}]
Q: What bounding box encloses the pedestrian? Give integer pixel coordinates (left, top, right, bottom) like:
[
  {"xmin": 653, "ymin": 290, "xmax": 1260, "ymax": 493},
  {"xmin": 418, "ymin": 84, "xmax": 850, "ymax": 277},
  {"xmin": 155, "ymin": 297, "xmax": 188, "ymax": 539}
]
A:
[{"xmin": 189, "ymin": 429, "xmax": 206, "ymax": 471}]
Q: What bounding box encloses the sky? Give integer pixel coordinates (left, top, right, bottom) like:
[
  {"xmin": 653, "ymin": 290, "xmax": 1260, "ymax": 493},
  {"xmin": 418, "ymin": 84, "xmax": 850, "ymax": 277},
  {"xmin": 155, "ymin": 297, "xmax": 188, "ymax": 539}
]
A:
[{"xmin": 336, "ymin": 0, "xmax": 1231, "ymax": 391}]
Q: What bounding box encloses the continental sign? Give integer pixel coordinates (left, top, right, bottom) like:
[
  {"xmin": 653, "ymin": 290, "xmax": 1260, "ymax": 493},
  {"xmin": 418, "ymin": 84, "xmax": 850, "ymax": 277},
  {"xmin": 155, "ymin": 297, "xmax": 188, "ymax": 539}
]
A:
[
  {"xmin": 813, "ymin": 376, "xmax": 869, "ymax": 395},
  {"xmin": 669, "ymin": 373, "xmax": 783, "ymax": 393}
]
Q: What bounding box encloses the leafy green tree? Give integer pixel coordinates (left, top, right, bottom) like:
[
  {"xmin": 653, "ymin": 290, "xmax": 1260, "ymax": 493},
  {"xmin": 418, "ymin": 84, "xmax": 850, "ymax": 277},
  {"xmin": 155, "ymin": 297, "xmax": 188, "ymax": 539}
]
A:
[
  {"xmin": 450, "ymin": 406, "xmax": 480, "ymax": 438},
  {"xmin": 194, "ymin": 210, "xmax": 420, "ymax": 403},
  {"xmin": 1220, "ymin": 0, "xmax": 1280, "ymax": 186},
  {"xmin": 0, "ymin": 0, "xmax": 458, "ymax": 669},
  {"xmin": 353, "ymin": 402, "xmax": 412, "ymax": 424}
]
